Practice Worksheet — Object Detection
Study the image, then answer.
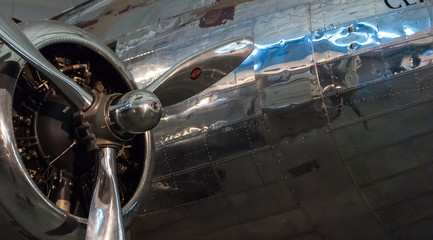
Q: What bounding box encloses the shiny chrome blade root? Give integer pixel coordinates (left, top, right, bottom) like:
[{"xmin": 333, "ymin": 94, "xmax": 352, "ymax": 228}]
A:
[
  {"xmin": 86, "ymin": 147, "xmax": 125, "ymax": 240},
  {"xmin": 0, "ymin": 12, "xmax": 93, "ymax": 110}
]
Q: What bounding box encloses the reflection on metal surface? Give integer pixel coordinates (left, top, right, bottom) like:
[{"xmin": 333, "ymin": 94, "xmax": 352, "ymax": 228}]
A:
[
  {"xmin": 146, "ymin": 37, "xmax": 254, "ymax": 106},
  {"xmin": 3, "ymin": 0, "xmax": 433, "ymax": 239},
  {"xmin": 86, "ymin": 147, "xmax": 124, "ymax": 240},
  {"xmin": 109, "ymin": 89, "xmax": 162, "ymax": 135},
  {"xmin": 93, "ymin": 1, "xmax": 433, "ymax": 239}
]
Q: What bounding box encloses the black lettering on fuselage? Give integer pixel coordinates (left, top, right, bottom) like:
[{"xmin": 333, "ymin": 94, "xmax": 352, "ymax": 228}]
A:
[
  {"xmin": 385, "ymin": 0, "xmax": 424, "ymax": 9},
  {"xmin": 385, "ymin": 0, "xmax": 402, "ymax": 9}
]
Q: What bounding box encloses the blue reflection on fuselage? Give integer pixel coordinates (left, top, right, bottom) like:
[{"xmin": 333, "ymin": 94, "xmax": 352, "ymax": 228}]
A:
[{"xmin": 253, "ymin": 35, "xmax": 311, "ymax": 72}]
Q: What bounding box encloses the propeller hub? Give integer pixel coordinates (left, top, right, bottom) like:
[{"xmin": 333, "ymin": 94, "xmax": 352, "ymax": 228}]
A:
[
  {"xmin": 73, "ymin": 89, "xmax": 162, "ymax": 150},
  {"xmin": 109, "ymin": 89, "xmax": 162, "ymax": 136}
]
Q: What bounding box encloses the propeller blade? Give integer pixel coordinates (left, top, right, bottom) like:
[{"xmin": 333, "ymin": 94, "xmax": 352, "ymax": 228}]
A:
[
  {"xmin": 0, "ymin": 12, "xmax": 93, "ymax": 110},
  {"xmin": 146, "ymin": 37, "xmax": 254, "ymax": 106},
  {"xmin": 86, "ymin": 147, "xmax": 125, "ymax": 240}
]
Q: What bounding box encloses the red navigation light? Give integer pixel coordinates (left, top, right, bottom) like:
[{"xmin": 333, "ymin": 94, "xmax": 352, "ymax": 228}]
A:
[{"xmin": 190, "ymin": 68, "xmax": 201, "ymax": 80}]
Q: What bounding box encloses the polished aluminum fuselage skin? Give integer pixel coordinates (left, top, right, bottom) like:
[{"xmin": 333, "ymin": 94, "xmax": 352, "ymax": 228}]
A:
[{"xmin": 5, "ymin": 0, "xmax": 433, "ymax": 239}]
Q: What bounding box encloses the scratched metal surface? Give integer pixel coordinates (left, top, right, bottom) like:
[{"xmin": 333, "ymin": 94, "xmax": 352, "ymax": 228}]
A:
[{"xmin": 57, "ymin": 0, "xmax": 433, "ymax": 239}]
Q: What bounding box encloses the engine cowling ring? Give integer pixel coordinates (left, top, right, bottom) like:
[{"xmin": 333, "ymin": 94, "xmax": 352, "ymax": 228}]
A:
[{"xmin": 0, "ymin": 20, "xmax": 154, "ymax": 239}]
